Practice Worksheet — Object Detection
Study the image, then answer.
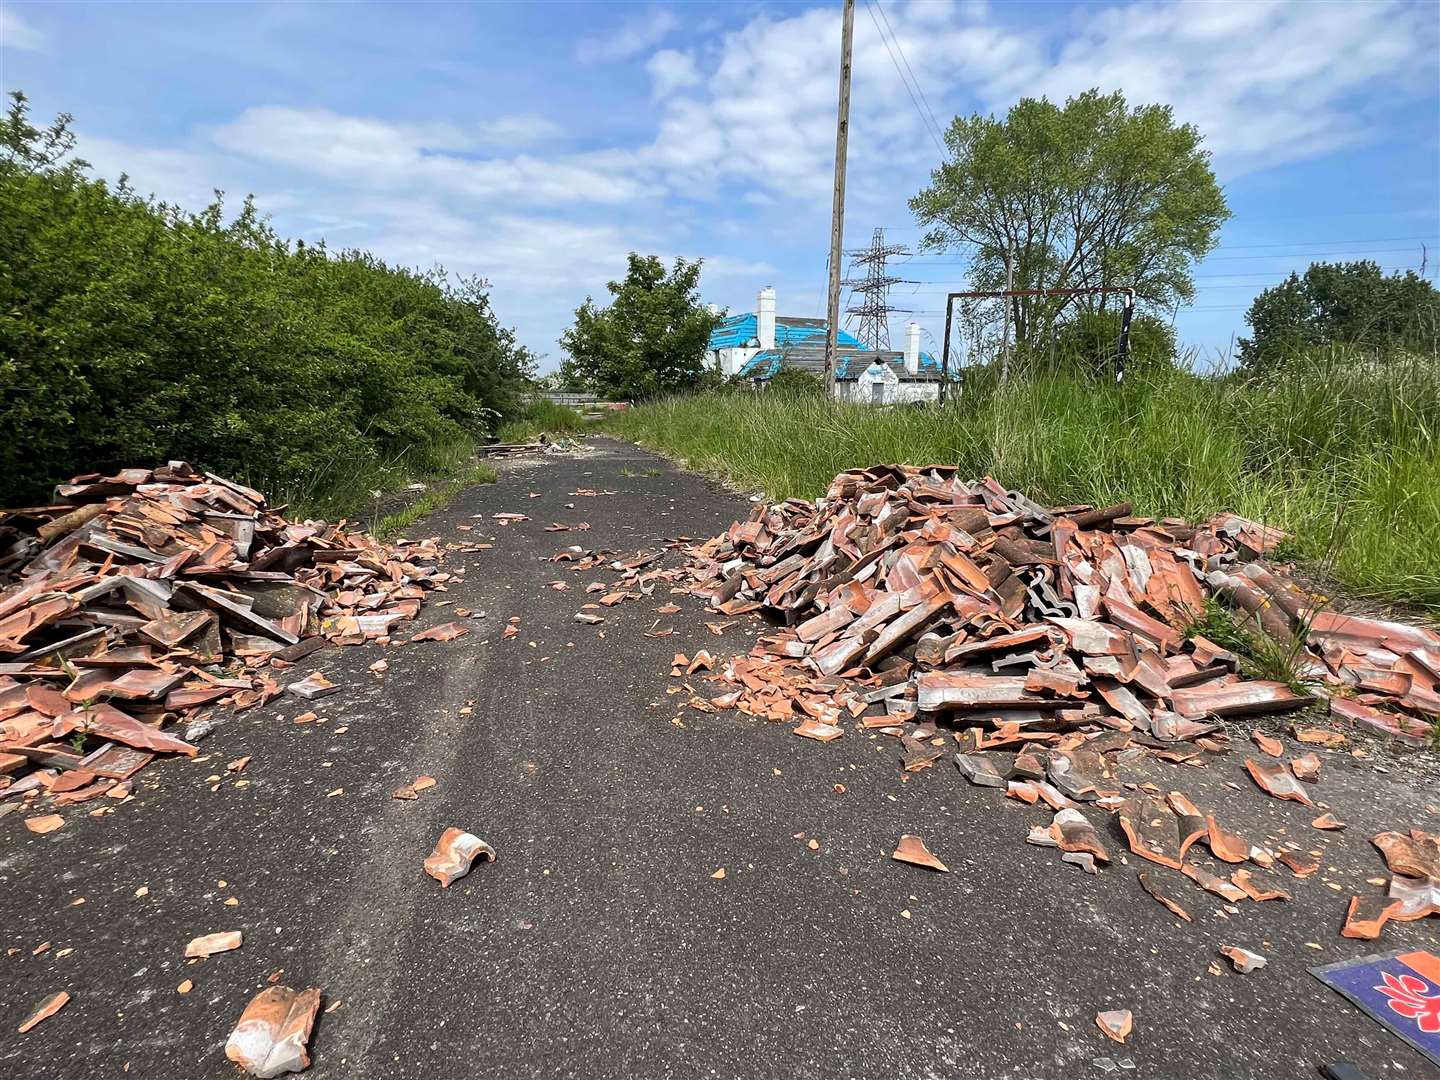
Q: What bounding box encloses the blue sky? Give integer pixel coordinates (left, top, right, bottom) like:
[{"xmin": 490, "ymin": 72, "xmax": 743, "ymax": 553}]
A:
[{"xmin": 2, "ymin": 0, "xmax": 1437, "ymax": 371}]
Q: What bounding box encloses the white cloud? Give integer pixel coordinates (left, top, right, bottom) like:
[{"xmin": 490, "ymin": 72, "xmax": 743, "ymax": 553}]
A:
[
  {"xmin": 638, "ymin": 0, "xmax": 1438, "ymax": 204},
  {"xmin": 476, "ymin": 113, "xmax": 563, "ymax": 146},
  {"xmin": 646, "ymin": 49, "xmax": 700, "ymax": 100},
  {"xmin": 576, "ymin": 7, "xmax": 678, "ymax": 63},
  {"xmin": 0, "ymin": 6, "xmax": 45, "ymax": 51},
  {"xmin": 210, "ymin": 105, "xmax": 653, "ymax": 206},
  {"xmin": 53, "ymin": 0, "xmax": 1439, "ymax": 367}
]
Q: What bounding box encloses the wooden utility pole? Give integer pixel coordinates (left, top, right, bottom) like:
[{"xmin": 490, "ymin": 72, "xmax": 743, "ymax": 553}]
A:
[
  {"xmin": 823, "ymin": 0, "xmax": 855, "ymax": 398},
  {"xmin": 999, "ymin": 241, "xmax": 1015, "ymax": 382}
]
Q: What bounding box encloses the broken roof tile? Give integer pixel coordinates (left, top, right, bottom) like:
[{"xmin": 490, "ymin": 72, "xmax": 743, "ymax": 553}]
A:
[
  {"xmin": 424, "ymin": 827, "xmax": 496, "ymax": 887},
  {"xmin": 225, "ymin": 985, "xmax": 321, "ymax": 1077},
  {"xmin": 892, "ymin": 834, "xmax": 949, "ymax": 872}
]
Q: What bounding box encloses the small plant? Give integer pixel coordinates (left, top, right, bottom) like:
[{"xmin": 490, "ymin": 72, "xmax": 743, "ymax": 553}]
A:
[
  {"xmin": 58, "ymin": 658, "xmax": 97, "ymax": 753},
  {"xmin": 619, "ymin": 467, "xmax": 638, "ymax": 478},
  {"xmin": 645, "ymin": 467, "xmax": 662, "ymax": 477}
]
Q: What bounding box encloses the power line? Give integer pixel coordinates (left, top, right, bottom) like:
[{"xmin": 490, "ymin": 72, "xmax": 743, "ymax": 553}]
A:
[
  {"xmin": 905, "ymin": 245, "xmax": 1432, "ymax": 264},
  {"xmin": 864, "ymin": 0, "xmax": 947, "ymax": 158},
  {"xmin": 870, "ymin": 0, "xmax": 946, "ymax": 147}
]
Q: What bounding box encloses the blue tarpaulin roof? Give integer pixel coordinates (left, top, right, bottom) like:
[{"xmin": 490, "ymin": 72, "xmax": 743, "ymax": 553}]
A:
[{"xmin": 709, "ymin": 313, "xmax": 863, "ymax": 351}]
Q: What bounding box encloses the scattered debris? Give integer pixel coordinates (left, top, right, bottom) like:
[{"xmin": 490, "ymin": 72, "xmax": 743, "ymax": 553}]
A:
[
  {"xmin": 1290, "ymin": 753, "xmax": 1322, "ymax": 782},
  {"xmin": 0, "ymin": 462, "xmax": 447, "ymax": 823},
  {"xmin": 424, "ymin": 827, "xmax": 496, "ymax": 887},
  {"xmin": 1220, "ymin": 945, "xmax": 1268, "ymax": 973},
  {"xmin": 1138, "ymin": 871, "xmax": 1192, "ymax": 922},
  {"xmin": 185, "ymin": 930, "xmax": 242, "ymax": 958},
  {"xmin": 225, "ymin": 985, "xmax": 321, "ymax": 1077},
  {"xmin": 17, "ymin": 990, "xmax": 69, "ymax": 1033},
  {"xmin": 288, "ymin": 672, "xmax": 339, "ymax": 701},
  {"xmin": 892, "ymin": 834, "xmax": 949, "ymax": 872},
  {"xmin": 1095, "ymin": 1009, "xmax": 1132, "ymax": 1044},
  {"xmin": 1342, "ymin": 894, "xmax": 1403, "ymax": 940},
  {"xmin": 410, "ymin": 621, "xmax": 469, "ymax": 643},
  {"xmin": 24, "ymin": 814, "xmax": 64, "ymax": 834},
  {"xmin": 1244, "ymin": 758, "xmax": 1316, "ymax": 807},
  {"xmin": 1250, "ymin": 731, "xmax": 1283, "ymax": 757}
]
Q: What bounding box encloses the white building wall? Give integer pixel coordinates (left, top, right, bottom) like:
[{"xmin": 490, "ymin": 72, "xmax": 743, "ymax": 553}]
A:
[
  {"xmin": 834, "ymin": 380, "xmax": 940, "ymax": 404},
  {"xmin": 714, "ymin": 346, "xmax": 760, "ymax": 377}
]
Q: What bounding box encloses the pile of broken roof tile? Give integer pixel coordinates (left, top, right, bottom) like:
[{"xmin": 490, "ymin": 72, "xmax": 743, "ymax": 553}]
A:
[
  {"xmin": 0, "ymin": 462, "xmax": 446, "ymax": 817},
  {"xmin": 681, "ymin": 464, "xmax": 1439, "ymax": 747},
  {"xmin": 673, "ymin": 464, "xmax": 1440, "ymax": 936}
]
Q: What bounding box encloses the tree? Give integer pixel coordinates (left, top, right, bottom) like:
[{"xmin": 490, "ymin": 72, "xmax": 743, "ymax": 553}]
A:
[
  {"xmin": 909, "ymin": 89, "xmax": 1228, "ymax": 348},
  {"xmin": 559, "ymin": 254, "xmax": 719, "ymax": 401},
  {"xmin": 1238, "ymin": 260, "xmax": 1440, "ymax": 371}
]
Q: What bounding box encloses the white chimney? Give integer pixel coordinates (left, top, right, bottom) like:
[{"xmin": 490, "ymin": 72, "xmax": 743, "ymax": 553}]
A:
[
  {"xmin": 757, "ymin": 286, "xmax": 776, "ymax": 350},
  {"xmin": 904, "ymin": 322, "xmax": 921, "ymax": 376}
]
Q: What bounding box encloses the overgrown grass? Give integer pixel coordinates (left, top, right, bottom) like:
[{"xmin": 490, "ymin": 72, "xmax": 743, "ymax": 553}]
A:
[
  {"xmin": 607, "ymin": 350, "xmax": 1440, "ymax": 611},
  {"xmin": 495, "ymin": 399, "xmax": 588, "ymax": 443}
]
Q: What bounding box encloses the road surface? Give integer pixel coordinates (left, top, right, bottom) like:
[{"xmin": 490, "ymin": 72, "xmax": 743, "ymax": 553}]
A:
[{"xmin": 3, "ymin": 438, "xmax": 1437, "ymax": 1079}]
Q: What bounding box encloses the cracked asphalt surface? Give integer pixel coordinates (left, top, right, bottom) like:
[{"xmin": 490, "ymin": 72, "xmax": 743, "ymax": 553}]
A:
[{"xmin": 3, "ymin": 437, "xmax": 1438, "ymax": 1079}]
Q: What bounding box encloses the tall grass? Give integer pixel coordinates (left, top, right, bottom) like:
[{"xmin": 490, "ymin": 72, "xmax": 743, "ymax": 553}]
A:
[
  {"xmin": 495, "ymin": 399, "xmax": 589, "ymax": 443},
  {"xmin": 268, "ymin": 435, "xmax": 494, "ymax": 525},
  {"xmin": 607, "ymin": 350, "xmax": 1440, "ymax": 611}
]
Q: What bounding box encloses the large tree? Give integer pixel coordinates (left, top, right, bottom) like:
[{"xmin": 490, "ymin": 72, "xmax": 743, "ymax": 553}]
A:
[
  {"xmin": 909, "ymin": 89, "xmax": 1228, "ymax": 349},
  {"xmin": 1238, "ymin": 260, "xmax": 1439, "ymax": 371},
  {"xmin": 559, "ymin": 254, "xmax": 718, "ymax": 401}
]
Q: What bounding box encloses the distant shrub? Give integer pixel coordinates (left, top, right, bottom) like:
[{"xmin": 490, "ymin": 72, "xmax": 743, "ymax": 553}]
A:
[
  {"xmin": 1051, "ymin": 311, "xmax": 1177, "ymax": 375},
  {"xmin": 764, "ymin": 366, "xmax": 827, "ymax": 394},
  {"xmin": 0, "ymin": 92, "xmax": 532, "ymax": 504}
]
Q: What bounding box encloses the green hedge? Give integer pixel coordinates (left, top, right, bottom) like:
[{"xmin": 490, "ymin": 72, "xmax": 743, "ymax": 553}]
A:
[{"xmin": 1, "ymin": 93, "xmax": 531, "ymax": 506}]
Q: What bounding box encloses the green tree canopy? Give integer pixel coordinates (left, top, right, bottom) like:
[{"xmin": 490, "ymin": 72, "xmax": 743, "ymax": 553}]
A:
[
  {"xmin": 559, "ymin": 254, "xmax": 719, "ymax": 401},
  {"xmin": 1238, "ymin": 260, "xmax": 1439, "ymax": 371},
  {"xmin": 909, "ymin": 89, "xmax": 1228, "ymax": 347}
]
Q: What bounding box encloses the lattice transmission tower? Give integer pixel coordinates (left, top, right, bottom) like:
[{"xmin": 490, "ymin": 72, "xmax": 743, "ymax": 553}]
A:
[{"xmin": 843, "ymin": 227, "xmax": 911, "ymax": 351}]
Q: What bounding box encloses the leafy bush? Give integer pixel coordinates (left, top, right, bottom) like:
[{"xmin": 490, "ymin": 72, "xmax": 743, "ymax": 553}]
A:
[
  {"xmin": 494, "ymin": 398, "xmax": 588, "ymax": 442},
  {"xmin": 0, "ymin": 92, "xmax": 532, "ymax": 506},
  {"xmin": 1052, "ymin": 310, "xmax": 1177, "ymax": 375},
  {"xmin": 763, "ymin": 366, "xmax": 827, "ymax": 394}
]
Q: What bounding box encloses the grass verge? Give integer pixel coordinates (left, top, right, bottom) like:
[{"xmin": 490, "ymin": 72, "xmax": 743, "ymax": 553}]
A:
[
  {"xmin": 258, "ymin": 435, "xmax": 497, "ymax": 535},
  {"xmin": 606, "ymin": 352, "xmax": 1440, "ymax": 612},
  {"xmin": 372, "ymin": 460, "xmax": 498, "ymax": 541}
]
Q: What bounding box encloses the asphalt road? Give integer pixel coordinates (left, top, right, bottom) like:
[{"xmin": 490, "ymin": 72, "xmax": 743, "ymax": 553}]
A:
[{"xmin": 3, "ymin": 437, "xmax": 1438, "ymax": 1080}]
